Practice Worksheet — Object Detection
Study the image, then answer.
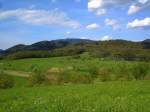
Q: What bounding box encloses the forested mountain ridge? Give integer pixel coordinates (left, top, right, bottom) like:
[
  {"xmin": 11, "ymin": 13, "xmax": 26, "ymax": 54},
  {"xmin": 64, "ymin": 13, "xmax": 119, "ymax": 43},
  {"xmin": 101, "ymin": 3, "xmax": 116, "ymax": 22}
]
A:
[
  {"xmin": 0, "ymin": 39, "xmax": 150, "ymax": 61},
  {"xmin": 4, "ymin": 39, "xmax": 93, "ymax": 54}
]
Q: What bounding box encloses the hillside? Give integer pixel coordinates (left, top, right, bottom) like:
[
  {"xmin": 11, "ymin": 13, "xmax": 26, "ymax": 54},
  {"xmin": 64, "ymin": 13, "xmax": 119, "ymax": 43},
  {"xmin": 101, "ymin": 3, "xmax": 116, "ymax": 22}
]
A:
[
  {"xmin": 142, "ymin": 39, "xmax": 150, "ymax": 49},
  {"xmin": 4, "ymin": 39, "xmax": 93, "ymax": 54},
  {"xmin": 50, "ymin": 39, "xmax": 150, "ymax": 61},
  {"xmin": 0, "ymin": 39, "xmax": 150, "ymax": 61}
]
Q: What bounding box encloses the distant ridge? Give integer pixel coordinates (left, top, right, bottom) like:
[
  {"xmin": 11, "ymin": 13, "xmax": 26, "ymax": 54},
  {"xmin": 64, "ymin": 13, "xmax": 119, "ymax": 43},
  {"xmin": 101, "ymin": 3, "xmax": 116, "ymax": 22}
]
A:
[
  {"xmin": 143, "ymin": 39, "xmax": 150, "ymax": 43},
  {"xmin": 142, "ymin": 39, "xmax": 150, "ymax": 49},
  {"xmin": 0, "ymin": 38, "xmax": 149, "ymax": 60},
  {"xmin": 4, "ymin": 38, "xmax": 93, "ymax": 54}
]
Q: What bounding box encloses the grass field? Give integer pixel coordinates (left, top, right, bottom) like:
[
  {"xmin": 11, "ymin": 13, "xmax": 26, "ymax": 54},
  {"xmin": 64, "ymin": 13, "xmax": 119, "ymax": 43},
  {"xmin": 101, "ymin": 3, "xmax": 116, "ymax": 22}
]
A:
[
  {"xmin": 0, "ymin": 57, "xmax": 150, "ymax": 112},
  {"xmin": 1, "ymin": 57, "xmax": 150, "ymax": 73},
  {"xmin": 0, "ymin": 79, "xmax": 150, "ymax": 112},
  {"xmin": 0, "ymin": 57, "xmax": 150, "ymax": 81},
  {"xmin": 0, "ymin": 57, "xmax": 139, "ymax": 72}
]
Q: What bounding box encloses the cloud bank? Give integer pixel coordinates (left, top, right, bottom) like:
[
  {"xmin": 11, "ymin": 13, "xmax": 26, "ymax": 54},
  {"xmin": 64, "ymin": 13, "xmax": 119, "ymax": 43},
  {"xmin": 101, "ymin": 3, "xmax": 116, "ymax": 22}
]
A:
[{"xmin": 0, "ymin": 8, "xmax": 80, "ymax": 29}]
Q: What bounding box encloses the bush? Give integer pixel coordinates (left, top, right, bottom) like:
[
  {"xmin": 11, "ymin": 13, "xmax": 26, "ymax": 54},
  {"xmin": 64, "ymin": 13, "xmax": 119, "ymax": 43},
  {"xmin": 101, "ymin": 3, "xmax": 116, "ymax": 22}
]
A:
[
  {"xmin": 131, "ymin": 62, "xmax": 149, "ymax": 80},
  {"xmin": 69, "ymin": 73, "xmax": 92, "ymax": 84},
  {"xmin": 88, "ymin": 61, "xmax": 99, "ymax": 78},
  {"xmin": 80, "ymin": 52, "xmax": 91, "ymax": 60},
  {"xmin": 115, "ymin": 64, "xmax": 133, "ymax": 81},
  {"xmin": 28, "ymin": 67, "xmax": 47, "ymax": 86},
  {"xmin": 99, "ymin": 67, "xmax": 111, "ymax": 81},
  {"xmin": 0, "ymin": 70, "xmax": 14, "ymax": 89},
  {"xmin": 29, "ymin": 64, "xmax": 38, "ymax": 71},
  {"xmin": 57, "ymin": 70, "xmax": 92, "ymax": 84}
]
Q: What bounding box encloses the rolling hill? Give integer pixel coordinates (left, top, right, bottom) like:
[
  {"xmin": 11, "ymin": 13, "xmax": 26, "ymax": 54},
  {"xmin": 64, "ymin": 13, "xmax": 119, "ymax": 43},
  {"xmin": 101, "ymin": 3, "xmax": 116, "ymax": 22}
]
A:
[
  {"xmin": 0, "ymin": 38, "xmax": 150, "ymax": 61},
  {"xmin": 4, "ymin": 39, "xmax": 93, "ymax": 54}
]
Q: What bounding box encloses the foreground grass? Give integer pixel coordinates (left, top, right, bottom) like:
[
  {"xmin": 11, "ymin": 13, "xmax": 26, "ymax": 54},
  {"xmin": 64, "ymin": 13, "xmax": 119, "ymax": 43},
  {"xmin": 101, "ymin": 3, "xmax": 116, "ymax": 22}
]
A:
[
  {"xmin": 0, "ymin": 57, "xmax": 150, "ymax": 112},
  {"xmin": 0, "ymin": 81, "xmax": 150, "ymax": 112}
]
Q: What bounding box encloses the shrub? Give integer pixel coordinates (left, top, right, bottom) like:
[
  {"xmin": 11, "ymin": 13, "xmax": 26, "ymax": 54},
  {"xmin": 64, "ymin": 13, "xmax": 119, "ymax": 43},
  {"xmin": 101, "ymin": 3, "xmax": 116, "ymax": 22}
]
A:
[
  {"xmin": 28, "ymin": 67, "xmax": 47, "ymax": 86},
  {"xmin": 70, "ymin": 73, "xmax": 92, "ymax": 84},
  {"xmin": 46, "ymin": 74, "xmax": 60, "ymax": 85},
  {"xmin": 57, "ymin": 70, "xmax": 71, "ymax": 84},
  {"xmin": 115, "ymin": 64, "xmax": 133, "ymax": 81},
  {"xmin": 30, "ymin": 64, "xmax": 38, "ymax": 71},
  {"xmin": 80, "ymin": 52, "xmax": 91, "ymax": 60},
  {"xmin": 88, "ymin": 61, "xmax": 99, "ymax": 78},
  {"xmin": 99, "ymin": 67, "xmax": 111, "ymax": 81},
  {"xmin": 0, "ymin": 69, "xmax": 14, "ymax": 89},
  {"xmin": 131, "ymin": 62, "xmax": 149, "ymax": 80},
  {"xmin": 57, "ymin": 70, "xmax": 92, "ymax": 84}
]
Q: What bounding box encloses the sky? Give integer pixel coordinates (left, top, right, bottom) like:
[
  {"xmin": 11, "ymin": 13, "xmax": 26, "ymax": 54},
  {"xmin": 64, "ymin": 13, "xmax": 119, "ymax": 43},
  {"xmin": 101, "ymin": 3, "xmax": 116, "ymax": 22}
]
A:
[{"xmin": 0, "ymin": 0, "xmax": 150, "ymax": 49}]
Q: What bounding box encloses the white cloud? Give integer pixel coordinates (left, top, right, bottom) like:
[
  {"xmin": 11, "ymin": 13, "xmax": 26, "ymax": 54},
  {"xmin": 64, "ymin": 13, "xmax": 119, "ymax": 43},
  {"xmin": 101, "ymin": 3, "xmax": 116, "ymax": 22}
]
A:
[
  {"xmin": 88, "ymin": 0, "xmax": 102, "ymax": 11},
  {"xmin": 96, "ymin": 9, "xmax": 106, "ymax": 16},
  {"xmin": 88, "ymin": 0, "xmax": 131, "ymax": 15},
  {"xmin": 0, "ymin": 8, "xmax": 80, "ymax": 29},
  {"xmin": 101, "ymin": 35, "xmax": 113, "ymax": 41},
  {"xmin": 127, "ymin": 17, "xmax": 150, "ymax": 29},
  {"xmin": 128, "ymin": 5, "xmax": 141, "ymax": 15},
  {"xmin": 88, "ymin": 0, "xmax": 132, "ymax": 9},
  {"xmin": 105, "ymin": 19, "xmax": 120, "ymax": 30},
  {"xmin": 139, "ymin": 0, "xmax": 148, "ymax": 4},
  {"xmin": 86, "ymin": 23, "xmax": 100, "ymax": 29}
]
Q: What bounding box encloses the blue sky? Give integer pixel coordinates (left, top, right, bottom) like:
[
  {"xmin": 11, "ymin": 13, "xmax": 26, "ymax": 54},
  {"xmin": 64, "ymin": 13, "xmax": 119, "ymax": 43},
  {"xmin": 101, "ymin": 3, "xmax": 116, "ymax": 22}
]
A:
[{"xmin": 0, "ymin": 0, "xmax": 150, "ymax": 49}]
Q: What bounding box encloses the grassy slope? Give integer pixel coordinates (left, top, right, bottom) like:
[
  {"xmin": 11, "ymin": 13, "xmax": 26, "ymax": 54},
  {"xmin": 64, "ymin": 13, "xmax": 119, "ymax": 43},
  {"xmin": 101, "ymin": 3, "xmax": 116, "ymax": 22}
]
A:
[
  {"xmin": 0, "ymin": 80, "xmax": 150, "ymax": 112},
  {"xmin": 0, "ymin": 57, "xmax": 150, "ymax": 112}
]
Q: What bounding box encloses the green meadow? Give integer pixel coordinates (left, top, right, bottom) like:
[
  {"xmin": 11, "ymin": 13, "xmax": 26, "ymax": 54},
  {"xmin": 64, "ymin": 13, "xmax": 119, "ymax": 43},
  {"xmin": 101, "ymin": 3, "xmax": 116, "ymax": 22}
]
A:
[
  {"xmin": 0, "ymin": 79, "xmax": 150, "ymax": 112},
  {"xmin": 0, "ymin": 57, "xmax": 150, "ymax": 112}
]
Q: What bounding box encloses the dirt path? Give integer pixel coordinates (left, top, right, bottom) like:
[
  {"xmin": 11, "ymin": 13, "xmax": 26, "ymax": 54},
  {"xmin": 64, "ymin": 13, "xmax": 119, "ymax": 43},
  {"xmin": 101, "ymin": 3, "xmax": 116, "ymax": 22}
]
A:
[{"xmin": 4, "ymin": 70, "xmax": 30, "ymax": 77}]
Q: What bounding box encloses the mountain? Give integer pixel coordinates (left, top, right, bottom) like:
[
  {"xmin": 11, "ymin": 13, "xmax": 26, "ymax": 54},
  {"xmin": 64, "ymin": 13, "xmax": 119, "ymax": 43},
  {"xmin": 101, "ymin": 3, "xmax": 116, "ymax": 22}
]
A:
[
  {"xmin": 5, "ymin": 44, "xmax": 27, "ymax": 54},
  {"xmin": 57, "ymin": 38, "xmax": 93, "ymax": 44},
  {"xmin": 143, "ymin": 39, "xmax": 150, "ymax": 43},
  {"xmin": 4, "ymin": 39, "xmax": 93, "ymax": 55},
  {"xmin": 142, "ymin": 39, "xmax": 150, "ymax": 49},
  {"xmin": 0, "ymin": 38, "xmax": 150, "ymax": 61}
]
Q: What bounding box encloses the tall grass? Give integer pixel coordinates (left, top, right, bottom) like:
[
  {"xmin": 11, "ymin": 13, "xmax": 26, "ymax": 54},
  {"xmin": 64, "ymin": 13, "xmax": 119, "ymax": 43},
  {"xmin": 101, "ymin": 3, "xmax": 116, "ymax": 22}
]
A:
[{"xmin": 131, "ymin": 62, "xmax": 149, "ymax": 80}]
